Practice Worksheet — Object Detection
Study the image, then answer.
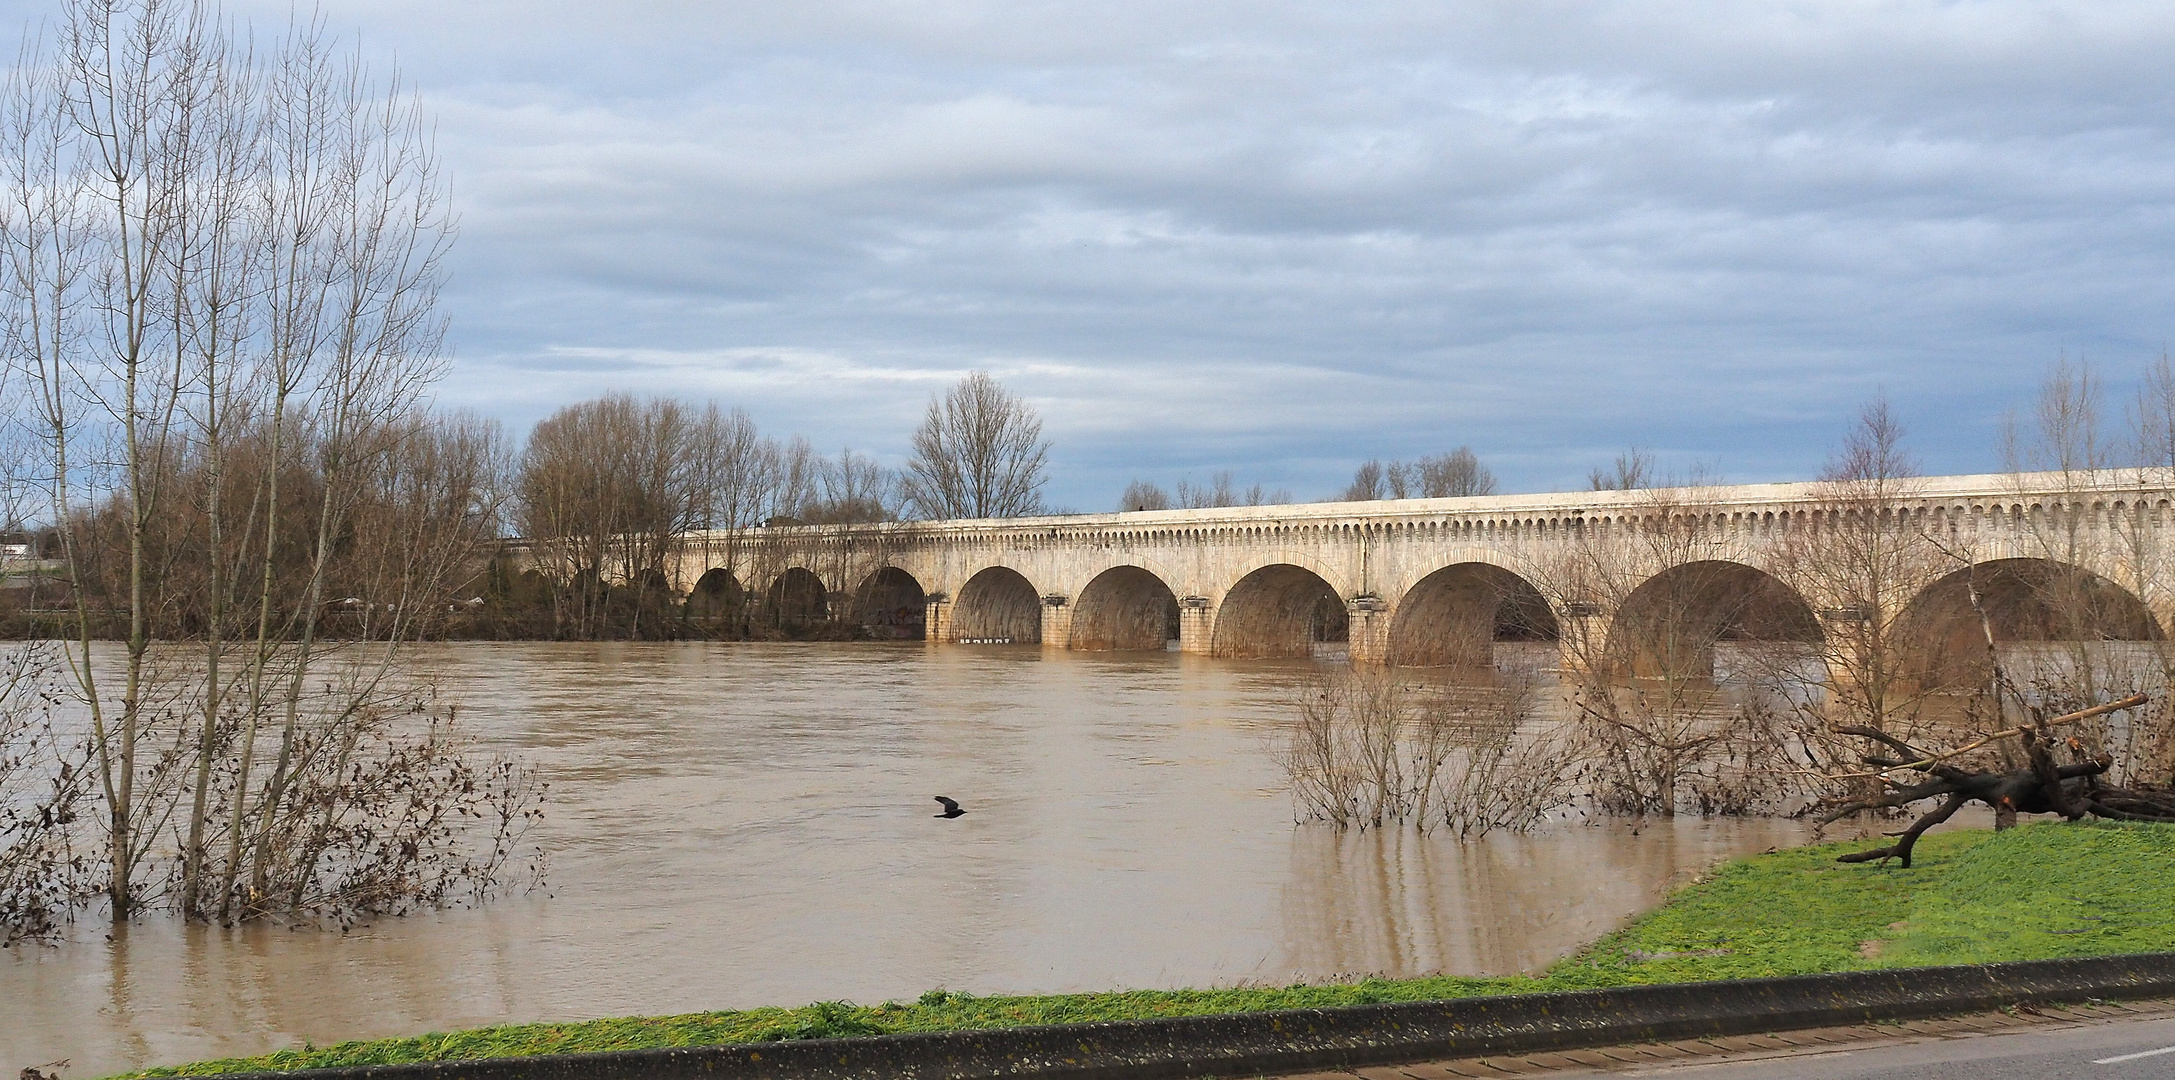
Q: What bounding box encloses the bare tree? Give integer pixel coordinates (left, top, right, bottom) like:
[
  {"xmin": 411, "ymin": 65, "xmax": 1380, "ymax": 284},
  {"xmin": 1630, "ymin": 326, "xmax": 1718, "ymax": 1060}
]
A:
[
  {"xmin": 1175, "ymin": 471, "xmax": 1242, "ymax": 508},
  {"xmin": 1808, "ymin": 364, "xmax": 2175, "ymax": 868},
  {"xmin": 32, "ymin": 0, "xmax": 208, "ymax": 919},
  {"xmin": 688, "ymin": 404, "xmax": 768, "ymax": 534},
  {"xmin": 679, "ymin": 403, "xmax": 768, "ymax": 624},
  {"xmin": 0, "ymin": 644, "xmax": 90, "ymax": 942},
  {"xmin": 1118, "ymin": 479, "xmax": 1171, "ymax": 512},
  {"xmin": 808, "ymin": 448, "xmax": 899, "ymax": 524},
  {"xmin": 4, "ymin": 0, "xmax": 532, "ymax": 927},
  {"xmin": 903, "ymin": 371, "xmax": 1049, "ymax": 519},
  {"xmin": 1588, "ymin": 447, "xmax": 1655, "ymax": 491},
  {"xmin": 2134, "ymin": 353, "xmax": 2175, "ymax": 478},
  {"xmin": 1760, "ymin": 399, "xmax": 1948, "ymax": 775},
  {"xmin": 1989, "ymin": 358, "xmax": 2175, "ymax": 789},
  {"xmin": 2006, "ymin": 356, "xmax": 2109, "ymax": 480},
  {"xmin": 1122, "ymin": 471, "xmax": 1286, "ymax": 511},
  {"xmin": 1536, "ymin": 483, "xmax": 1814, "ymax": 817},
  {"xmin": 1347, "ymin": 449, "xmax": 1496, "ymax": 501},
  {"xmin": 516, "ymin": 394, "xmax": 697, "ymax": 639},
  {"xmin": 1341, "ymin": 460, "xmax": 1385, "ymax": 501},
  {"xmin": 762, "ymin": 434, "xmax": 819, "ymax": 524},
  {"xmin": 1417, "ymin": 447, "xmax": 1496, "ymax": 497}
]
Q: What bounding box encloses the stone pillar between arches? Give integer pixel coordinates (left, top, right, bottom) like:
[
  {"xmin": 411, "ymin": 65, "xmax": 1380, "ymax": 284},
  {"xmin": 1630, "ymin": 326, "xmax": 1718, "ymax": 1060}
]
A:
[
  {"xmin": 1177, "ymin": 597, "xmax": 1215, "ymax": 655},
  {"xmin": 1346, "ymin": 599, "xmax": 1391, "ymax": 664},
  {"xmin": 1040, "ymin": 597, "xmax": 1073, "ymax": 649},
  {"xmin": 1815, "ymin": 608, "xmax": 1874, "ymax": 730},
  {"xmin": 925, "ymin": 598, "xmax": 952, "ymax": 643},
  {"xmin": 1554, "ymin": 606, "xmax": 1610, "ymax": 678}
]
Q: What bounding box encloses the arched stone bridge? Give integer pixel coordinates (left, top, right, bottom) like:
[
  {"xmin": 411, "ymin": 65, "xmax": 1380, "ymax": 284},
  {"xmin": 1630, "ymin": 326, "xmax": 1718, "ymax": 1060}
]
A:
[{"xmin": 674, "ymin": 471, "xmax": 2175, "ymax": 676}]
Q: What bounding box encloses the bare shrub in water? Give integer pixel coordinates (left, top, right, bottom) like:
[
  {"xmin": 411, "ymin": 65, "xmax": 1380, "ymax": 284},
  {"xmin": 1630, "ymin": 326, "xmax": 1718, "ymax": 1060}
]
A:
[
  {"xmin": 1532, "ymin": 477, "xmax": 1830, "ymax": 818},
  {"xmin": 239, "ymin": 703, "xmax": 545, "ymax": 921},
  {"xmin": 1567, "ymin": 684, "xmax": 1804, "ymax": 817},
  {"xmin": 0, "ymin": 645, "xmax": 92, "ymax": 943},
  {"xmin": 171, "ymin": 672, "xmax": 547, "ymax": 924},
  {"xmin": 1280, "ymin": 668, "xmax": 1575, "ymax": 836}
]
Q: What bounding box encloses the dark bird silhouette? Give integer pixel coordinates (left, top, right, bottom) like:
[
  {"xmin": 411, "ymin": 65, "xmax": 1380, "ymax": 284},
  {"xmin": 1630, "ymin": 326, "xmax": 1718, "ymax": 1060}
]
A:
[{"xmin": 933, "ymin": 795, "xmax": 966, "ymax": 819}]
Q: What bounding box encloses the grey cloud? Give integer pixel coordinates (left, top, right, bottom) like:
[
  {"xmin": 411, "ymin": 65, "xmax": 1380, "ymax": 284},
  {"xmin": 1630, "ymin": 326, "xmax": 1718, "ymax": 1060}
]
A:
[{"xmin": 30, "ymin": 0, "xmax": 2170, "ymax": 503}]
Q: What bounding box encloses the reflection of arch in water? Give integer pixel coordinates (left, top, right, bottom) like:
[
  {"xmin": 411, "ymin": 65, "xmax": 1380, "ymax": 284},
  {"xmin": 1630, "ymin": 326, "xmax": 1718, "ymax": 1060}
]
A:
[
  {"xmin": 953, "ymin": 566, "xmax": 1041, "ymax": 643},
  {"xmin": 854, "ymin": 567, "xmax": 926, "ymax": 639},
  {"xmin": 1070, "ymin": 565, "xmax": 1179, "ymax": 651},
  {"xmin": 1611, "ymin": 561, "xmax": 1820, "ymax": 680},
  {"xmin": 1895, "ymin": 558, "xmax": 2162, "ymax": 690},
  {"xmin": 767, "ymin": 567, "xmax": 830, "ymax": 632},
  {"xmin": 1213, "ymin": 564, "xmax": 1346, "ymax": 658},
  {"xmin": 1388, "ymin": 563, "xmax": 1557, "ymax": 671}
]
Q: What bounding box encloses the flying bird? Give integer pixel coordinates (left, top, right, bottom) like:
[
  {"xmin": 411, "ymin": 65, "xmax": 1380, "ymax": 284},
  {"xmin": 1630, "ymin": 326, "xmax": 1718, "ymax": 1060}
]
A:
[{"xmin": 933, "ymin": 795, "xmax": 966, "ymax": 819}]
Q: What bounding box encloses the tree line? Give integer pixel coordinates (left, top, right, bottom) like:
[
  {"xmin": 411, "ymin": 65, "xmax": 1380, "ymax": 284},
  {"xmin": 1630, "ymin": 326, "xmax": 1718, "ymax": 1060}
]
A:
[{"xmin": 487, "ymin": 370, "xmax": 1054, "ymax": 639}]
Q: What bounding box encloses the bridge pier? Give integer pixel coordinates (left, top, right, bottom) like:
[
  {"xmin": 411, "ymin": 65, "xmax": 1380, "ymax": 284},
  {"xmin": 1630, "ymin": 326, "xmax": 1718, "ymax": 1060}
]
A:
[
  {"xmin": 1347, "ymin": 595, "xmax": 1391, "ymax": 664},
  {"xmin": 925, "ymin": 596, "xmax": 952, "ymax": 642},
  {"xmin": 1040, "ymin": 594, "xmax": 1073, "ymax": 649},
  {"xmin": 1177, "ymin": 596, "xmax": 1215, "ymax": 654},
  {"xmin": 1553, "ymin": 602, "xmax": 1609, "ymax": 678}
]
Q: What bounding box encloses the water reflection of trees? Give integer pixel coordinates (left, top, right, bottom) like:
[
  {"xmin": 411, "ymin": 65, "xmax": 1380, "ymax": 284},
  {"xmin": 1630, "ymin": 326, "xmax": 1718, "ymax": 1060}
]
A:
[{"xmin": 1276, "ymin": 821, "xmax": 1808, "ymax": 980}]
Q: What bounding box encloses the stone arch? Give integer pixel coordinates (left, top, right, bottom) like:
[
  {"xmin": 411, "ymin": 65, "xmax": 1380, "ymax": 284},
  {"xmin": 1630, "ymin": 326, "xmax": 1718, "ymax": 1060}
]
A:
[
  {"xmin": 685, "ymin": 567, "xmax": 745, "ymax": 625},
  {"xmin": 1388, "ymin": 563, "xmax": 1558, "ymax": 670},
  {"xmin": 953, "ymin": 565, "xmax": 1042, "ymax": 644},
  {"xmin": 853, "ymin": 566, "xmax": 926, "ymax": 640},
  {"xmin": 1213, "ymin": 564, "xmax": 1348, "ymax": 658},
  {"xmin": 1894, "ymin": 558, "xmax": 2162, "ymax": 690},
  {"xmin": 1070, "ymin": 565, "xmax": 1180, "ymax": 651},
  {"xmin": 767, "ymin": 567, "xmax": 829, "ymax": 632},
  {"xmin": 507, "ymin": 567, "xmax": 552, "ymax": 610},
  {"xmin": 1610, "ymin": 560, "xmax": 1821, "ymax": 680}
]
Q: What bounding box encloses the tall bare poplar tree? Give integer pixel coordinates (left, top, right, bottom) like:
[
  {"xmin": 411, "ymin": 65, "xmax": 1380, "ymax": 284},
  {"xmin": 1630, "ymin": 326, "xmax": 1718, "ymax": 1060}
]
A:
[
  {"xmin": 903, "ymin": 371, "xmax": 1049, "ymax": 519},
  {"xmin": 2, "ymin": 0, "xmax": 523, "ymax": 930}
]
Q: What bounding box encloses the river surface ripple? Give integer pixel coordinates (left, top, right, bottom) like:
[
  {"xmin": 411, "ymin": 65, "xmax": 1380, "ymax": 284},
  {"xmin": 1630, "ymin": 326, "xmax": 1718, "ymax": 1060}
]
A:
[{"xmin": 3, "ymin": 642, "xmax": 1812, "ymax": 1075}]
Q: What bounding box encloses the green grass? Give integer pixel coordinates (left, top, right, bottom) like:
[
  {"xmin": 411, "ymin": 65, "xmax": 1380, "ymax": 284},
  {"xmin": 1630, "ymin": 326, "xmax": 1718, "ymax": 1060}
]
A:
[{"xmin": 122, "ymin": 821, "xmax": 2175, "ymax": 1077}]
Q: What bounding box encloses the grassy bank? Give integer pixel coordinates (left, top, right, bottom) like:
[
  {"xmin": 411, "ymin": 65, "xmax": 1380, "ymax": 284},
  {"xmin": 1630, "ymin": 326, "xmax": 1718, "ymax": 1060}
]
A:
[{"xmin": 126, "ymin": 821, "xmax": 2175, "ymax": 1077}]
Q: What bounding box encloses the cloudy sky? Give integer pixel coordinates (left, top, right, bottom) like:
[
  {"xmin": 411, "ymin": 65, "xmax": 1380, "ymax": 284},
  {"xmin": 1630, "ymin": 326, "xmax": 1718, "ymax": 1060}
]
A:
[{"xmin": 45, "ymin": 1, "xmax": 2175, "ymax": 508}]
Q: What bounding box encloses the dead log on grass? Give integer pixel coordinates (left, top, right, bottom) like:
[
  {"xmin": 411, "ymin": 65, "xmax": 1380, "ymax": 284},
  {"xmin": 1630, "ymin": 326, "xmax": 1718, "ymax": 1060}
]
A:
[{"xmin": 1819, "ymin": 693, "xmax": 2175, "ymax": 867}]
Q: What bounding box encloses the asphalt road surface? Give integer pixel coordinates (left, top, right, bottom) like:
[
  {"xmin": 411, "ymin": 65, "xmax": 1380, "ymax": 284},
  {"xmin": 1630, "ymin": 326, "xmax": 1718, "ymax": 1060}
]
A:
[
  {"xmin": 1278, "ymin": 999, "xmax": 2175, "ymax": 1080},
  {"xmin": 1595, "ymin": 1014, "xmax": 2175, "ymax": 1078}
]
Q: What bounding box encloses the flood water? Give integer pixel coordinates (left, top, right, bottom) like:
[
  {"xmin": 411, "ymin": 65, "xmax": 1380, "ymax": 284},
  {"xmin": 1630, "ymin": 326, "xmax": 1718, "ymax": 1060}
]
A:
[{"xmin": 3, "ymin": 643, "xmax": 1815, "ymax": 1076}]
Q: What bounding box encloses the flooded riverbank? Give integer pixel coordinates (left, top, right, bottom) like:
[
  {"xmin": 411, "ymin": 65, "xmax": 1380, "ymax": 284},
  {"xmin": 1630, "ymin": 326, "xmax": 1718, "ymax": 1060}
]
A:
[{"xmin": 3, "ymin": 642, "xmax": 1813, "ymax": 1076}]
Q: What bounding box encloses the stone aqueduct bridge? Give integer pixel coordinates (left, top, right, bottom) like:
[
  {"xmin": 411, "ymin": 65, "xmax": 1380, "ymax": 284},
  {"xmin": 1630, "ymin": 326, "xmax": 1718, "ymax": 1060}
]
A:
[{"xmin": 669, "ymin": 471, "xmax": 2175, "ymax": 671}]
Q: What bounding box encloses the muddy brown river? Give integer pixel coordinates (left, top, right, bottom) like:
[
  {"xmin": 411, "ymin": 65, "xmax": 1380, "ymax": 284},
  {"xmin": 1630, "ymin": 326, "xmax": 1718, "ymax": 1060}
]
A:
[{"xmin": 3, "ymin": 643, "xmax": 1815, "ymax": 1076}]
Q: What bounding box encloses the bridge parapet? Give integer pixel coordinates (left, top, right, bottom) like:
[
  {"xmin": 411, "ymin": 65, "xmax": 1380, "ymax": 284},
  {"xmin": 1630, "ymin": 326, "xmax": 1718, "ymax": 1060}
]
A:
[{"xmin": 516, "ymin": 469, "xmax": 2175, "ymax": 669}]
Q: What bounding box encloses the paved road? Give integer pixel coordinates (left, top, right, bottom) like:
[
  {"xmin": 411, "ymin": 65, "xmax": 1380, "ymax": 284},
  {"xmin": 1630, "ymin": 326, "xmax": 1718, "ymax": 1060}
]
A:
[
  {"xmin": 1280, "ymin": 999, "xmax": 2175, "ymax": 1080},
  {"xmin": 1593, "ymin": 1014, "xmax": 2175, "ymax": 1078}
]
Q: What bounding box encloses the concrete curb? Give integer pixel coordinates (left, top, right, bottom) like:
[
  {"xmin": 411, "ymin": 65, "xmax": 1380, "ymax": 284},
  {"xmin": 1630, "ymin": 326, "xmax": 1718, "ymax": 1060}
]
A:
[{"xmin": 220, "ymin": 953, "xmax": 2175, "ymax": 1080}]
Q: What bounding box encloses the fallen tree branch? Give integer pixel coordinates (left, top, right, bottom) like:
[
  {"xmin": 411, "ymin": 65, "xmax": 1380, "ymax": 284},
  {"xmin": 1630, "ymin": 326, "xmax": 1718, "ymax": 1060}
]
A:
[
  {"xmin": 1825, "ymin": 693, "xmax": 2149, "ymax": 780},
  {"xmin": 1820, "ymin": 692, "xmax": 2167, "ymax": 867},
  {"xmin": 1836, "ymin": 791, "xmax": 1966, "ymax": 866}
]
